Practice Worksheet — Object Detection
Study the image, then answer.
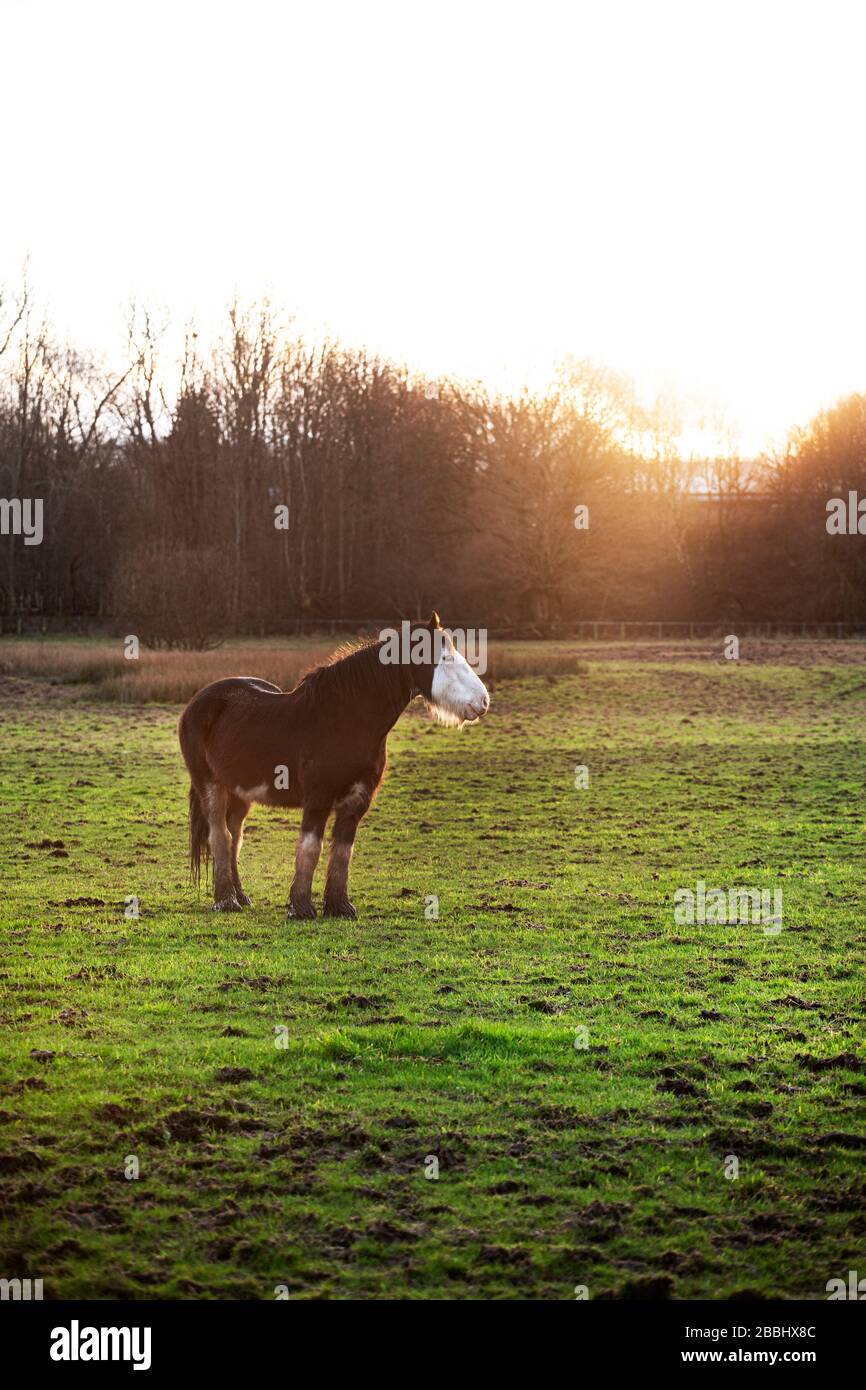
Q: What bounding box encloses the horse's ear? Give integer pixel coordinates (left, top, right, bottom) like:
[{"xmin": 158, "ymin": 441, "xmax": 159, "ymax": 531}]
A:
[{"xmin": 428, "ymin": 610, "xmax": 441, "ymax": 629}]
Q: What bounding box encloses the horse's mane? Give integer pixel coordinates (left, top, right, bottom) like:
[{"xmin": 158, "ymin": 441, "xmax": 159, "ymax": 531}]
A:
[{"xmin": 293, "ymin": 636, "xmax": 407, "ymax": 708}]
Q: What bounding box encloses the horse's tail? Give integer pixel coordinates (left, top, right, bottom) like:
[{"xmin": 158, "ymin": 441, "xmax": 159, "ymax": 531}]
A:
[
  {"xmin": 178, "ymin": 702, "xmax": 214, "ymax": 889},
  {"xmin": 188, "ymin": 784, "xmax": 210, "ymax": 888}
]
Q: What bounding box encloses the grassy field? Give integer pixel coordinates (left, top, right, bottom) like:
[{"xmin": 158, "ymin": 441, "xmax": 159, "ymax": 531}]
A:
[{"xmin": 1, "ymin": 639, "xmax": 864, "ymax": 1300}]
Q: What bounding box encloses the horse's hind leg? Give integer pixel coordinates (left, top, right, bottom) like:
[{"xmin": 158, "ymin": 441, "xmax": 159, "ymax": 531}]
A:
[
  {"xmin": 226, "ymin": 795, "xmax": 252, "ymax": 907},
  {"xmin": 205, "ymin": 784, "xmax": 240, "ymax": 912}
]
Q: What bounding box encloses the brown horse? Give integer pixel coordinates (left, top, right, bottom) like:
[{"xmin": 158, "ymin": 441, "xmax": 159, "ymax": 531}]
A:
[{"xmin": 177, "ymin": 614, "xmax": 489, "ymax": 918}]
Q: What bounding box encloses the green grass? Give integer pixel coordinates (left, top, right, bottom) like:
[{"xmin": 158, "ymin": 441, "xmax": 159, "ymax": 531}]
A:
[{"xmin": 1, "ymin": 652, "xmax": 864, "ymax": 1299}]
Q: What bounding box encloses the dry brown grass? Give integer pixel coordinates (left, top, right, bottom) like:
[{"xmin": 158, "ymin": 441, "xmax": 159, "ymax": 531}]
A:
[
  {"xmin": 6, "ymin": 632, "xmax": 860, "ymax": 704},
  {"xmin": 0, "ymin": 638, "xmax": 333, "ymax": 703},
  {"xmin": 0, "ymin": 635, "xmax": 590, "ymax": 703}
]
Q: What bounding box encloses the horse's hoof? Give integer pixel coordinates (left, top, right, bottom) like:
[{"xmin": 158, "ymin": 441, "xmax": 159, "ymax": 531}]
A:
[
  {"xmin": 287, "ymin": 899, "xmax": 316, "ymax": 920},
  {"xmin": 323, "ymin": 897, "xmax": 357, "ymax": 920},
  {"xmin": 213, "ymin": 895, "xmax": 242, "ymax": 912}
]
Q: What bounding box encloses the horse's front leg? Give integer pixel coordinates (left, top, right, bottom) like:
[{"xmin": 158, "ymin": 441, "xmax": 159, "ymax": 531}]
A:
[
  {"xmin": 287, "ymin": 806, "xmax": 328, "ymax": 920},
  {"xmin": 323, "ymin": 782, "xmax": 371, "ymax": 919}
]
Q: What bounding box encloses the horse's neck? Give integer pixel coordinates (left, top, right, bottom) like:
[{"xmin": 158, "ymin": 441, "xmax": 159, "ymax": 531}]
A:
[
  {"xmin": 371, "ymin": 661, "xmax": 413, "ymax": 736},
  {"xmin": 322, "ymin": 648, "xmax": 412, "ymax": 737}
]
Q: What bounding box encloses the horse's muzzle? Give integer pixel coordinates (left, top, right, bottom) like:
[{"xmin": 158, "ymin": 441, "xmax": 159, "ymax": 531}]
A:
[{"xmin": 466, "ymin": 692, "xmax": 490, "ymax": 720}]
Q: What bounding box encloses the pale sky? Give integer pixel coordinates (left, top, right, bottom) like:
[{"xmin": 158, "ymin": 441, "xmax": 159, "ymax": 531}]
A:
[{"xmin": 4, "ymin": 0, "xmax": 866, "ymax": 455}]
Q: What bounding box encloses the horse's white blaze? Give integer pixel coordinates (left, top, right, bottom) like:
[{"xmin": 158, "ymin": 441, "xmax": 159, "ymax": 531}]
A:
[
  {"xmin": 234, "ymin": 783, "xmax": 271, "ymax": 803},
  {"xmin": 429, "ymin": 632, "xmax": 490, "ymax": 725}
]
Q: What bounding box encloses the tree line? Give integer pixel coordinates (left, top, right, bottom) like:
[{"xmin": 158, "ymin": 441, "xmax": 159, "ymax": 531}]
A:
[{"xmin": 1, "ymin": 282, "xmax": 865, "ymax": 642}]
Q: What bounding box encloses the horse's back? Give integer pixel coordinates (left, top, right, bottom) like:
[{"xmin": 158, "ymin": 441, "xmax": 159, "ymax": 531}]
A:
[{"xmin": 188, "ymin": 676, "xmax": 283, "ymax": 704}]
